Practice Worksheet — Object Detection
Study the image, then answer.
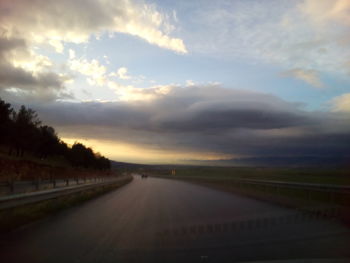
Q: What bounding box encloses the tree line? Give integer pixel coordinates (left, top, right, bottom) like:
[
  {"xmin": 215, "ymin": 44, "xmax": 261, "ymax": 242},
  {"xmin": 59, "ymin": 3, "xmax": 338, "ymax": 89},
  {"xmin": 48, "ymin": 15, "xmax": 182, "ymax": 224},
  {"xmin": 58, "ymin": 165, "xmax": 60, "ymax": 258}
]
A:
[{"xmin": 0, "ymin": 98, "xmax": 110, "ymax": 170}]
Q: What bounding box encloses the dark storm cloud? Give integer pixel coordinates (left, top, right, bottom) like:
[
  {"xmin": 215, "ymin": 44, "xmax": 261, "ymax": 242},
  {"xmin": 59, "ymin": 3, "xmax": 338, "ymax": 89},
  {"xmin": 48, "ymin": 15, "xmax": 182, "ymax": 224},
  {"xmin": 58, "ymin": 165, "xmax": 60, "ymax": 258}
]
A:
[
  {"xmin": 0, "ymin": 63, "xmax": 64, "ymax": 89},
  {"xmin": 35, "ymin": 86, "xmax": 308, "ymax": 130},
  {"xmin": 154, "ymin": 106, "xmax": 307, "ymax": 132},
  {"xmin": 28, "ymin": 86, "xmax": 350, "ymax": 162}
]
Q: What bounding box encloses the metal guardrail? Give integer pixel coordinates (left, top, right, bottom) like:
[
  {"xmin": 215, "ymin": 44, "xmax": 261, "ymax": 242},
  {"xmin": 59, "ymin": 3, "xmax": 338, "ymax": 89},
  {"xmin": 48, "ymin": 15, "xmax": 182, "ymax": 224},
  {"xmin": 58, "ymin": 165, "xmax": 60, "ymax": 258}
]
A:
[
  {"xmin": 211, "ymin": 178, "xmax": 350, "ymax": 207},
  {"xmin": 156, "ymin": 206, "xmax": 342, "ymax": 239},
  {"xmin": 167, "ymin": 175, "xmax": 350, "ymax": 193},
  {"xmin": 234, "ymin": 178, "xmax": 350, "ymax": 193},
  {"xmin": 161, "ymin": 175, "xmax": 350, "ymax": 206},
  {"xmin": 0, "ymin": 176, "xmax": 117, "ymax": 197},
  {"xmin": 0, "ymin": 176, "xmax": 132, "ymax": 210}
]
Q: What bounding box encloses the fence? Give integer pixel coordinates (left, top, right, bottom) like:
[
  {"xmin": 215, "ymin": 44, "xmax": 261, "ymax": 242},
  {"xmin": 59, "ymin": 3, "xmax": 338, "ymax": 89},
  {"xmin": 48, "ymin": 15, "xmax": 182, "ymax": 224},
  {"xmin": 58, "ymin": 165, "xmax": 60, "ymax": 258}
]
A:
[
  {"xmin": 229, "ymin": 178, "xmax": 350, "ymax": 206},
  {"xmin": 165, "ymin": 175, "xmax": 350, "ymax": 207}
]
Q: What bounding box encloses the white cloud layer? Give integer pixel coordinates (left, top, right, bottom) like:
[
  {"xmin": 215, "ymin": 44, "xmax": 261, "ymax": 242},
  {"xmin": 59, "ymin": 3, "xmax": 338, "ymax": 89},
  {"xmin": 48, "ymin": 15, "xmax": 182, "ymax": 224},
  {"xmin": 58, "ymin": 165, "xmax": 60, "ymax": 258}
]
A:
[
  {"xmin": 69, "ymin": 58, "xmax": 107, "ymax": 86},
  {"xmin": 0, "ymin": 0, "xmax": 186, "ymax": 53},
  {"xmin": 182, "ymin": 0, "xmax": 350, "ymax": 77},
  {"xmin": 112, "ymin": 67, "xmax": 131, "ymax": 80}
]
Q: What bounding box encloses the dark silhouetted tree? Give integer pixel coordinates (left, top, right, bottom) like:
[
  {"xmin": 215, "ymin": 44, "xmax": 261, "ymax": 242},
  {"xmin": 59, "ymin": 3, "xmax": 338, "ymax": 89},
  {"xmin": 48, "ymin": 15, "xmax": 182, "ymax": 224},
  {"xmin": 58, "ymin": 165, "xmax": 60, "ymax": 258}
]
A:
[
  {"xmin": 37, "ymin": 125, "xmax": 59, "ymax": 159},
  {"xmin": 0, "ymin": 98, "xmax": 110, "ymax": 170},
  {"xmin": 10, "ymin": 105, "xmax": 41, "ymax": 156},
  {"xmin": 0, "ymin": 98, "xmax": 13, "ymax": 148}
]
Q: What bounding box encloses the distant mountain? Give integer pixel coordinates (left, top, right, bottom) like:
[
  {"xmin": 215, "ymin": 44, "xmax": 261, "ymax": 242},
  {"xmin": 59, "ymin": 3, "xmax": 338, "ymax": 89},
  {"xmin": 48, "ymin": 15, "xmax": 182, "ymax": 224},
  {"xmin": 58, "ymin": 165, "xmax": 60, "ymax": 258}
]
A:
[
  {"xmin": 111, "ymin": 160, "xmax": 148, "ymax": 169},
  {"xmin": 190, "ymin": 156, "xmax": 349, "ymax": 168},
  {"xmin": 110, "ymin": 155, "xmax": 349, "ymax": 170}
]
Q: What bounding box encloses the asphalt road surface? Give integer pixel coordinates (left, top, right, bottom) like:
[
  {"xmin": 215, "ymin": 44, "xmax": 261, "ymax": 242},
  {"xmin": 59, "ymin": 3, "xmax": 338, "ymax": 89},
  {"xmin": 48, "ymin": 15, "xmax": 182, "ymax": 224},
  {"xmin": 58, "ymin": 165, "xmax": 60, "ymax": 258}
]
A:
[{"xmin": 1, "ymin": 175, "xmax": 350, "ymax": 263}]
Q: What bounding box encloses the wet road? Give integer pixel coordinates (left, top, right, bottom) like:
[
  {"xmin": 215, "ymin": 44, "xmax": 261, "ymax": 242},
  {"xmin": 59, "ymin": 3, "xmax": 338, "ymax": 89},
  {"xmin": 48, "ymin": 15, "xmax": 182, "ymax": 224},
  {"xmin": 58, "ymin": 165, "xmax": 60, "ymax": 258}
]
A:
[{"xmin": 1, "ymin": 175, "xmax": 350, "ymax": 262}]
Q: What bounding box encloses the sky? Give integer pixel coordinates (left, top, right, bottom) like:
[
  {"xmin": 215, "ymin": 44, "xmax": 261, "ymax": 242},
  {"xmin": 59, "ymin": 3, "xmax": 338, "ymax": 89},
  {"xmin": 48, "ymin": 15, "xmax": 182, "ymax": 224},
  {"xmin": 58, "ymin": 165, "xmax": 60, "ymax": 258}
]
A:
[{"xmin": 0, "ymin": 0, "xmax": 349, "ymax": 164}]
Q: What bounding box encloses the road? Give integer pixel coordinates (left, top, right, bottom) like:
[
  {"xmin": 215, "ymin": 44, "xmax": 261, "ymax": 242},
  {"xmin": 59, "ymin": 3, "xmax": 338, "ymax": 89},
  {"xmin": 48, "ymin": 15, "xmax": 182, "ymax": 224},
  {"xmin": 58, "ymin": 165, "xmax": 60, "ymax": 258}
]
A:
[{"xmin": 1, "ymin": 175, "xmax": 350, "ymax": 263}]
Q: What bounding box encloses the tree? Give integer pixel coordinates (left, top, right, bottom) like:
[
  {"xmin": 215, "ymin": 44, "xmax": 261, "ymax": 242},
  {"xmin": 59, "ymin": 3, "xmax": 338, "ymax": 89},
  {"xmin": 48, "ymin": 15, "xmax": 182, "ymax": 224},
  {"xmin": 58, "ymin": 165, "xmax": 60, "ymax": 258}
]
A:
[
  {"xmin": 67, "ymin": 143, "xmax": 110, "ymax": 170},
  {"xmin": 37, "ymin": 125, "xmax": 59, "ymax": 159},
  {"xmin": 10, "ymin": 105, "xmax": 41, "ymax": 156},
  {"xmin": 0, "ymin": 98, "xmax": 111, "ymax": 170},
  {"xmin": 0, "ymin": 98, "xmax": 13, "ymax": 146}
]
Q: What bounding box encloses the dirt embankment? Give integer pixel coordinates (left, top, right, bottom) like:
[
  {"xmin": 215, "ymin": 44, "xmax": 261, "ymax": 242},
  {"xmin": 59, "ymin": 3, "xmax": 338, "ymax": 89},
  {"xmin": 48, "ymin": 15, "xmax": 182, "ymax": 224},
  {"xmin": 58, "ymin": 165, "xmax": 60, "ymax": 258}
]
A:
[{"xmin": 0, "ymin": 158, "xmax": 112, "ymax": 182}]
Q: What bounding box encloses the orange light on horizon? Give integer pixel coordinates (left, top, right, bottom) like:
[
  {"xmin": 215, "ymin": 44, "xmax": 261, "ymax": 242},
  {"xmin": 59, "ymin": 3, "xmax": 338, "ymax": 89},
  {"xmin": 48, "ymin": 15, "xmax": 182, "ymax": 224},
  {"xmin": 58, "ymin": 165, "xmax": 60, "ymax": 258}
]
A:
[{"xmin": 61, "ymin": 137, "xmax": 235, "ymax": 164}]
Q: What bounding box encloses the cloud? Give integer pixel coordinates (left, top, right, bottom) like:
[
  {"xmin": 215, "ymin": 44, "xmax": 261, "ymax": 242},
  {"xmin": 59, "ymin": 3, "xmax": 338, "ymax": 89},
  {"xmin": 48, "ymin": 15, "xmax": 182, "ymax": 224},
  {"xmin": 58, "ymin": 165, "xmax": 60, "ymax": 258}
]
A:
[
  {"xmin": 281, "ymin": 68, "xmax": 326, "ymax": 88},
  {"xmin": 34, "ymin": 85, "xmax": 313, "ymax": 132},
  {"xmin": 300, "ymin": 0, "xmax": 350, "ymax": 26},
  {"xmin": 186, "ymin": 80, "xmax": 195, "ymax": 86},
  {"xmin": 107, "ymin": 82, "xmax": 172, "ymax": 101},
  {"xmin": 0, "ymin": 37, "xmax": 72, "ymax": 101},
  {"xmin": 110, "ymin": 67, "xmax": 131, "ymax": 80},
  {"xmin": 331, "ymin": 93, "xmax": 350, "ymax": 112},
  {"xmin": 0, "ymin": 0, "xmax": 187, "ymax": 102},
  {"xmin": 28, "ymin": 85, "xmax": 350, "ymax": 163},
  {"xmin": 181, "ymin": 0, "xmax": 350, "ymax": 76},
  {"xmin": 68, "ymin": 49, "xmax": 76, "ymax": 60},
  {"xmin": 69, "ymin": 58, "xmax": 107, "ymax": 86},
  {"xmin": 0, "ymin": 0, "xmax": 186, "ymax": 54}
]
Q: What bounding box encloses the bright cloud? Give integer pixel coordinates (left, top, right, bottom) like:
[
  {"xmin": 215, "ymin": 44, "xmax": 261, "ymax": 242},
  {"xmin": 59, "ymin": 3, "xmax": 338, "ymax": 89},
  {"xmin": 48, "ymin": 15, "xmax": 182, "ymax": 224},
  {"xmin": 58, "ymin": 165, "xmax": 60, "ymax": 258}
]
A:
[
  {"xmin": 108, "ymin": 81, "xmax": 172, "ymax": 102},
  {"xmin": 69, "ymin": 58, "xmax": 107, "ymax": 86},
  {"xmin": 300, "ymin": 0, "xmax": 350, "ymax": 26},
  {"xmin": 68, "ymin": 49, "xmax": 76, "ymax": 60},
  {"xmin": 111, "ymin": 67, "xmax": 131, "ymax": 80},
  {"xmin": 281, "ymin": 68, "xmax": 325, "ymax": 88},
  {"xmin": 331, "ymin": 93, "xmax": 350, "ymax": 112},
  {"xmin": 0, "ymin": 0, "xmax": 186, "ymax": 54}
]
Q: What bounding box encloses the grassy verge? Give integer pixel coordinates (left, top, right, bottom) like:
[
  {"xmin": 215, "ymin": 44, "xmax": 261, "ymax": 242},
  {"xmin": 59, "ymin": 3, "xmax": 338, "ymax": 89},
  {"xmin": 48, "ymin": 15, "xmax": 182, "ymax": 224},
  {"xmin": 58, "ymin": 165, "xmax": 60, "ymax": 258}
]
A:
[
  {"xmin": 149, "ymin": 167, "xmax": 350, "ymax": 222},
  {"xmin": 0, "ymin": 176, "xmax": 132, "ymax": 233},
  {"xmin": 148, "ymin": 166, "xmax": 350, "ymax": 185},
  {"xmin": 147, "ymin": 166, "xmax": 350, "ymax": 206},
  {"xmin": 174, "ymin": 177, "xmax": 347, "ymax": 206}
]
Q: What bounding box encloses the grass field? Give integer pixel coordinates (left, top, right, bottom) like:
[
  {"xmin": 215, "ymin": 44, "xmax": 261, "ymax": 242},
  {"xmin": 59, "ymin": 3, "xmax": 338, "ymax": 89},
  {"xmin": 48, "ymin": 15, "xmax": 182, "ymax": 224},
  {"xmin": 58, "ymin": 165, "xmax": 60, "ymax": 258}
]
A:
[
  {"xmin": 145, "ymin": 165, "xmax": 350, "ymax": 212},
  {"xmin": 147, "ymin": 166, "xmax": 350, "ymax": 186}
]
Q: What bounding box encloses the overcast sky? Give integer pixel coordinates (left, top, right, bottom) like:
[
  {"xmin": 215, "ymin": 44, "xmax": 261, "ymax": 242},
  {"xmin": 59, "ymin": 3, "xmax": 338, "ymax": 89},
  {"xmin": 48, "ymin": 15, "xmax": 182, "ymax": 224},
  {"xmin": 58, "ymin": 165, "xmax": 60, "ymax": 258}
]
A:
[{"xmin": 0, "ymin": 0, "xmax": 349, "ymax": 164}]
